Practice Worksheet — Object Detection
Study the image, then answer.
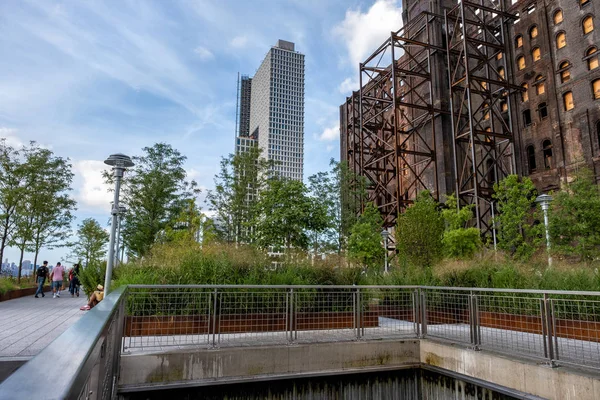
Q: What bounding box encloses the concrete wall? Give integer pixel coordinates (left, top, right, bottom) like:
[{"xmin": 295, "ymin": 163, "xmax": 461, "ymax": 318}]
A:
[
  {"xmin": 420, "ymin": 340, "xmax": 600, "ymax": 400},
  {"xmin": 120, "ymin": 339, "xmax": 600, "ymax": 399}
]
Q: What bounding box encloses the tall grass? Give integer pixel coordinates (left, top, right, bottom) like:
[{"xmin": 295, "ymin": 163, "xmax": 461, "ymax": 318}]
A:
[{"xmin": 110, "ymin": 242, "xmax": 600, "ymax": 292}]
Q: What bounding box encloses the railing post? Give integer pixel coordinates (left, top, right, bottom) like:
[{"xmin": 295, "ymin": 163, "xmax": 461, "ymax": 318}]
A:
[
  {"xmin": 420, "ymin": 289, "xmax": 427, "ymax": 338},
  {"xmin": 355, "ymin": 287, "xmax": 362, "ymax": 340},
  {"xmin": 211, "ymin": 288, "xmax": 218, "ymax": 348},
  {"xmin": 469, "ymin": 292, "xmax": 481, "ymax": 351},
  {"xmin": 288, "ymin": 288, "xmax": 294, "ymax": 344},
  {"xmin": 543, "ymin": 294, "xmax": 558, "ymax": 367}
]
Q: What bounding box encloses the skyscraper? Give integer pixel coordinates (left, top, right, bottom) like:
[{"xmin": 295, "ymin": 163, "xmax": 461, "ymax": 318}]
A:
[
  {"xmin": 249, "ymin": 40, "xmax": 305, "ymax": 180},
  {"xmin": 235, "ymin": 74, "xmax": 256, "ymax": 155}
]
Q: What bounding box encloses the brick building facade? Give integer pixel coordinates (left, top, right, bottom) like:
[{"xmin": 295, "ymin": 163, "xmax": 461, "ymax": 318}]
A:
[{"xmin": 340, "ymin": 0, "xmax": 600, "ymax": 229}]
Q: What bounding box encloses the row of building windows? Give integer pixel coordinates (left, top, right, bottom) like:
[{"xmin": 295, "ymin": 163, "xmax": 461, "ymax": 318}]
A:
[
  {"xmin": 515, "ymin": 16, "xmax": 594, "ymax": 51},
  {"xmin": 521, "ymin": 77, "xmax": 600, "ymax": 103}
]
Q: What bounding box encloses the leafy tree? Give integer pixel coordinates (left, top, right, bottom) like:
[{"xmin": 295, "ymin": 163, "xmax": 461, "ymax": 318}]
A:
[
  {"xmin": 206, "ymin": 147, "xmax": 271, "ymax": 243},
  {"xmin": 493, "ymin": 175, "xmax": 538, "ymax": 259},
  {"xmin": 347, "ymin": 203, "xmax": 384, "ymax": 268},
  {"xmin": 441, "ymin": 194, "xmax": 481, "ymax": 258},
  {"xmin": 28, "ymin": 152, "xmax": 76, "ymax": 273},
  {"xmin": 200, "ymin": 216, "xmax": 219, "ymax": 246},
  {"xmin": 308, "ymin": 159, "xmax": 367, "ymax": 256},
  {"xmin": 550, "ymin": 168, "xmax": 600, "ymax": 262},
  {"xmin": 251, "ymin": 178, "xmax": 328, "ymax": 252},
  {"xmin": 0, "ymin": 140, "xmax": 23, "ymax": 273},
  {"xmin": 162, "ymin": 198, "xmax": 202, "ymax": 244},
  {"xmin": 69, "ymin": 218, "xmax": 109, "ymax": 267},
  {"xmin": 110, "ymin": 143, "xmax": 200, "ymax": 258},
  {"xmin": 396, "ymin": 191, "xmax": 444, "ymax": 267}
]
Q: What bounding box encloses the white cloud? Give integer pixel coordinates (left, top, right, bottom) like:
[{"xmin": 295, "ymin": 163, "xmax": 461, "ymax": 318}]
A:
[
  {"xmin": 338, "ymin": 77, "xmax": 359, "ymax": 94},
  {"xmin": 0, "ymin": 127, "xmax": 23, "ymax": 148},
  {"xmin": 333, "ymin": 0, "xmax": 403, "ymax": 68},
  {"xmin": 326, "ymin": 145, "xmax": 334, "ymax": 153},
  {"xmin": 194, "ymin": 46, "xmax": 214, "ymax": 61},
  {"xmin": 73, "ymin": 160, "xmax": 113, "ymax": 212},
  {"xmin": 319, "ymin": 124, "xmax": 340, "ymax": 142},
  {"xmin": 230, "ymin": 35, "xmax": 248, "ymax": 48}
]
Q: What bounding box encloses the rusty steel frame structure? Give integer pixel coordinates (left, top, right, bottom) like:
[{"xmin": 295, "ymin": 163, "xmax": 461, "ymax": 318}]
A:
[
  {"xmin": 445, "ymin": 0, "xmax": 519, "ymax": 235},
  {"xmin": 354, "ymin": 11, "xmax": 447, "ymax": 229},
  {"xmin": 344, "ymin": 1, "xmax": 520, "ymax": 236}
]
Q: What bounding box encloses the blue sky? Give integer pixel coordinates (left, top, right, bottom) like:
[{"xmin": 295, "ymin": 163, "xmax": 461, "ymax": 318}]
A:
[{"xmin": 0, "ymin": 0, "xmax": 403, "ymax": 265}]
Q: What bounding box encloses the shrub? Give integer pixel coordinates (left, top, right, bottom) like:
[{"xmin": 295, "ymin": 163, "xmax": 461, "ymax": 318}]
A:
[
  {"xmin": 78, "ymin": 262, "xmax": 106, "ymax": 298},
  {"xmin": 441, "ymin": 194, "xmax": 481, "ymax": 259},
  {"xmin": 347, "ymin": 203, "xmax": 384, "ymax": 268},
  {"xmin": 396, "ymin": 191, "xmax": 444, "ymax": 267}
]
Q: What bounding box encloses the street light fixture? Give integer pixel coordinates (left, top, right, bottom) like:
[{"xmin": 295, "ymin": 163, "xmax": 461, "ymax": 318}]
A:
[
  {"xmin": 381, "ymin": 229, "xmax": 390, "ymax": 274},
  {"xmin": 535, "ymin": 194, "xmax": 553, "ymax": 269},
  {"xmin": 104, "ymin": 154, "xmax": 134, "ymax": 295}
]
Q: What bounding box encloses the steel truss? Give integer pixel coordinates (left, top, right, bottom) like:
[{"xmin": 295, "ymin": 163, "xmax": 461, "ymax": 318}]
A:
[
  {"xmin": 445, "ymin": 0, "xmax": 519, "ymax": 235},
  {"xmin": 357, "ymin": 11, "xmax": 447, "ymax": 228}
]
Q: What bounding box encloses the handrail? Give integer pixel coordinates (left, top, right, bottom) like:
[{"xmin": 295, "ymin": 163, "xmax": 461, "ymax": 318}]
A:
[{"xmin": 0, "ymin": 286, "xmax": 127, "ymax": 400}]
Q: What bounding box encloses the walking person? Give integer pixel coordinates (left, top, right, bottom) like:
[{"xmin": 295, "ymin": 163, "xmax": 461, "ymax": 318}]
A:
[
  {"xmin": 34, "ymin": 261, "xmax": 49, "ymax": 298},
  {"xmin": 50, "ymin": 262, "xmax": 65, "ymax": 298},
  {"xmin": 69, "ymin": 264, "xmax": 81, "ymax": 297}
]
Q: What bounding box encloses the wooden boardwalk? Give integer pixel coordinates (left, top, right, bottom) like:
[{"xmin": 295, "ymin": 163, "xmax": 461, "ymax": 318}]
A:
[{"xmin": 0, "ymin": 291, "xmax": 86, "ymax": 358}]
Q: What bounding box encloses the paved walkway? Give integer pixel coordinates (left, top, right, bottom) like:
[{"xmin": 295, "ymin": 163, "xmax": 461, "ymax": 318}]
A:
[{"xmin": 0, "ymin": 290, "xmax": 87, "ymax": 358}]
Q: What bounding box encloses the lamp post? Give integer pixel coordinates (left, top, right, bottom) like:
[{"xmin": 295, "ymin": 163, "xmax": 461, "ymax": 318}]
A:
[
  {"xmin": 104, "ymin": 154, "xmax": 134, "ymax": 295},
  {"xmin": 535, "ymin": 194, "xmax": 553, "ymax": 268},
  {"xmin": 381, "ymin": 229, "xmax": 390, "ymax": 274},
  {"xmin": 114, "ymin": 205, "xmax": 127, "ymax": 267}
]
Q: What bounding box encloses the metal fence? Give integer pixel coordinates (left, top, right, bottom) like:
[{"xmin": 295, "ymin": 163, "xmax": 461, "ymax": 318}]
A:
[
  {"xmin": 1, "ymin": 285, "xmax": 599, "ymax": 400},
  {"xmin": 122, "ymin": 285, "xmax": 600, "ymax": 370}
]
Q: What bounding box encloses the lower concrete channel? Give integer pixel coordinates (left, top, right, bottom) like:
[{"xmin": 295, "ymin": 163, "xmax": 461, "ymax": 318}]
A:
[
  {"xmin": 120, "ymin": 368, "xmax": 524, "ymax": 400},
  {"xmin": 117, "ymin": 339, "xmax": 598, "ymax": 399}
]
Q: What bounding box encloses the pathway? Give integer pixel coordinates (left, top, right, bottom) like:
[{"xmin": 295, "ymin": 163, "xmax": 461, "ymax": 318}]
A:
[{"xmin": 0, "ymin": 290, "xmax": 87, "ymax": 358}]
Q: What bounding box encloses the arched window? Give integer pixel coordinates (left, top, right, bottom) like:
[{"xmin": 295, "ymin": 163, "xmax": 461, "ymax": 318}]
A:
[
  {"xmin": 483, "ymin": 103, "xmax": 490, "ymax": 120},
  {"xmin": 501, "ymin": 100, "xmax": 508, "ymax": 112},
  {"xmin": 499, "ymin": 67, "xmax": 505, "ymax": 79},
  {"xmin": 523, "ymin": 109, "xmax": 532, "ymax": 126},
  {"xmin": 563, "ymin": 91, "xmax": 574, "ymax": 111},
  {"xmin": 581, "ymin": 0, "xmax": 590, "ymax": 6},
  {"xmin": 515, "ymin": 35, "xmax": 523, "ymax": 48},
  {"xmin": 559, "ymin": 61, "xmax": 571, "ymax": 83},
  {"xmin": 593, "ymin": 79, "xmax": 600, "ymax": 100},
  {"xmin": 583, "ymin": 16, "xmax": 594, "ymax": 35},
  {"xmin": 521, "ymin": 83, "xmax": 529, "ymax": 102},
  {"xmin": 553, "ymin": 10, "xmax": 563, "ymax": 25},
  {"xmin": 587, "ymin": 47, "xmax": 599, "ymax": 70},
  {"xmin": 543, "ymin": 140, "xmax": 553, "ymax": 169},
  {"xmin": 527, "ymin": 145, "xmax": 537, "ymax": 173},
  {"xmin": 535, "ymin": 75, "xmax": 545, "ymax": 95},
  {"xmin": 517, "ymin": 56, "xmax": 526, "ymax": 70},
  {"xmin": 496, "ymin": 52, "xmax": 503, "ymax": 60},
  {"xmin": 486, "ymin": 159, "xmax": 496, "ymax": 185},
  {"xmin": 538, "ymin": 102, "xmax": 548, "ymax": 119},
  {"xmin": 532, "ymin": 47, "xmax": 541, "ymax": 62},
  {"xmin": 556, "ymin": 32, "xmax": 566, "ymax": 49},
  {"xmin": 529, "ymin": 25, "xmax": 538, "ymax": 39}
]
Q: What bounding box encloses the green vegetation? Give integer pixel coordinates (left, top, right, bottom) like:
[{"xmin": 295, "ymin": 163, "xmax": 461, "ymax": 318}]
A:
[
  {"xmin": 69, "ymin": 218, "xmax": 109, "ymax": 267},
  {"xmin": 441, "ymin": 194, "xmax": 481, "ymax": 259},
  {"xmin": 347, "ymin": 203, "xmax": 384, "ymax": 268}
]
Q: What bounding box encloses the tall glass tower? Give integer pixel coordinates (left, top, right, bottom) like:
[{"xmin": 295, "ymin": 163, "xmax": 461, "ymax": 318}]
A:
[{"xmin": 249, "ymin": 40, "xmax": 305, "ymax": 180}]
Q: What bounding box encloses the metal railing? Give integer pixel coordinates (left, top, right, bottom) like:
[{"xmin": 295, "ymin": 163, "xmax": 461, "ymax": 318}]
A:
[{"xmin": 1, "ymin": 285, "xmax": 599, "ymax": 399}]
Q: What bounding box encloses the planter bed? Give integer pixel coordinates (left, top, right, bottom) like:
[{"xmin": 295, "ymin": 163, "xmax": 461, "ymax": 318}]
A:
[{"xmin": 0, "ymin": 285, "xmax": 52, "ymax": 302}]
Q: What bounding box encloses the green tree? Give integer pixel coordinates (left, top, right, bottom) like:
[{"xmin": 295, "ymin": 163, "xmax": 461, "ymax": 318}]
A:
[
  {"xmin": 252, "ymin": 178, "xmax": 328, "ymax": 252},
  {"xmin": 347, "ymin": 203, "xmax": 384, "ymax": 268},
  {"xmin": 493, "ymin": 174, "xmax": 538, "ymax": 259},
  {"xmin": 111, "ymin": 143, "xmax": 200, "ymax": 258},
  {"xmin": 0, "ymin": 140, "xmax": 23, "ymax": 273},
  {"xmin": 206, "ymin": 147, "xmax": 271, "ymax": 243},
  {"xmin": 550, "ymin": 168, "xmax": 600, "ymax": 262},
  {"xmin": 396, "ymin": 191, "xmax": 444, "ymax": 267},
  {"xmin": 441, "ymin": 194, "xmax": 481, "ymax": 258},
  {"xmin": 28, "ymin": 152, "xmax": 76, "ymax": 273},
  {"xmin": 162, "ymin": 198, "xmax": 202, "ymax": 243},
  {"xmin": 308, "ymin": 159, "xmax": 367, "ymax": 256},
  {"xmin": 69, "ymin": 218, "xmax": 109, "ymax": 267}
]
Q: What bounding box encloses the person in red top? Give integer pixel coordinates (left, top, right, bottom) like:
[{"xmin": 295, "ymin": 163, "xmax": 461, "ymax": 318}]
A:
[{"xmin": 50, "ymin": 262, "xmax": 65, "ymax": 298}]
